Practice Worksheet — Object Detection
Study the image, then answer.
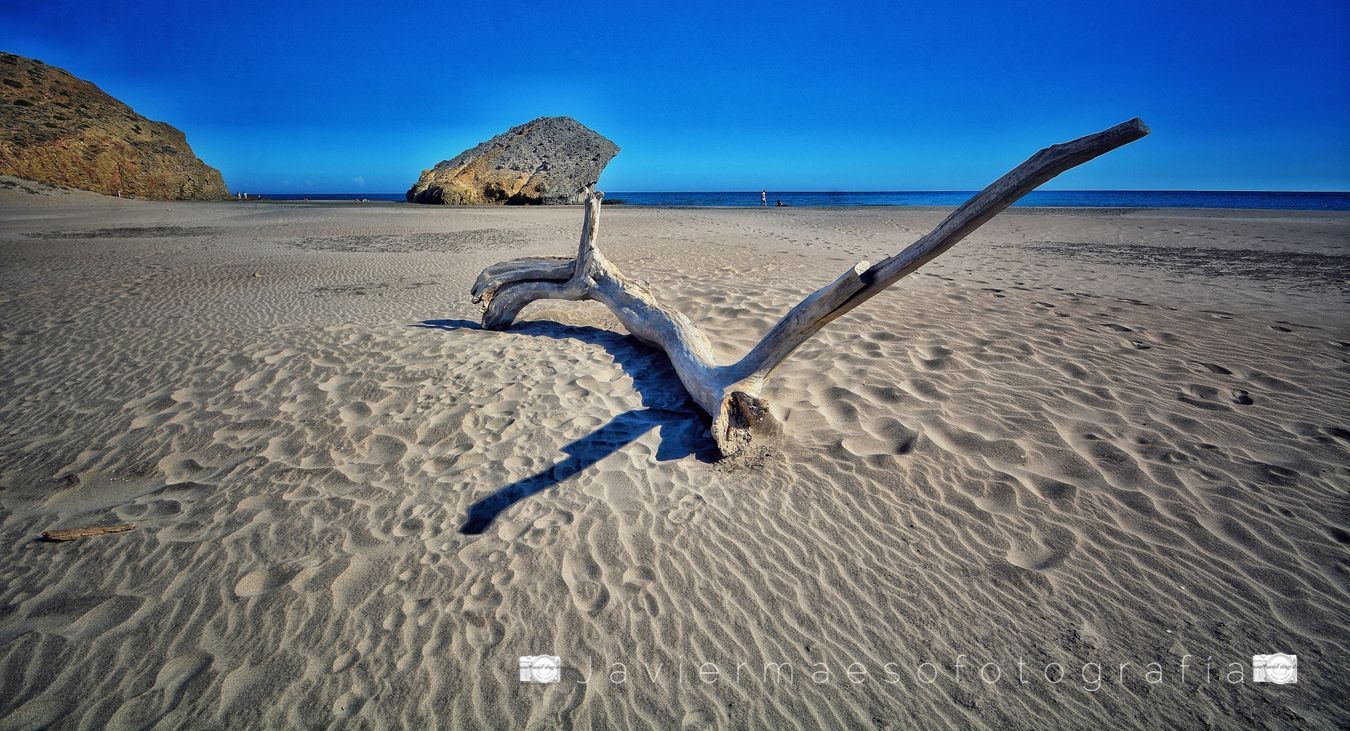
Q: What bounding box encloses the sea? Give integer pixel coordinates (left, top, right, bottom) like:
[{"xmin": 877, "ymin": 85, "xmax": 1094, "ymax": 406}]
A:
[{"xmin": 256, "ymin": 190, "xmax": 1350, "ymax": 210}]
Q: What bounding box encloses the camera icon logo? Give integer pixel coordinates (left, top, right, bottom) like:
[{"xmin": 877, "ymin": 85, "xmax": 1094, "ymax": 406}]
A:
[
  {"xmin": 519, "ymin": 655, "xmax": 561, "ymax": 684},
  {"xmin": 1252, "ymin": 653, "xmax": 1297, "ymax": 684}
]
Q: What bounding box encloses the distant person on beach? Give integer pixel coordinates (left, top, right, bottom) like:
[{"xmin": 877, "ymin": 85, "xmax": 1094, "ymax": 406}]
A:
[
  {"xmin": 761, "ymin": 190, "xmax": 767, "ymax": 207},
  {"xmin": 776, "ymin": 199, "xmax": 785, "ymax": 207}
]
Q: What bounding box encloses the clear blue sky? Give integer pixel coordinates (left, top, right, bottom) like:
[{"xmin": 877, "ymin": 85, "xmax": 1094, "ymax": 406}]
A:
[{"xmin": 3, "ymin": 1, "xmax": 1347, "ymax": 192}]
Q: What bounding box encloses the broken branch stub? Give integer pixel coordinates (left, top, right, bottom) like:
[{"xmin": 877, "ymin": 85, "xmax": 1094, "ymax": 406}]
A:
[{"xmin": 474, "ymin": 119, "xmax": 1149, "ymax": 457}]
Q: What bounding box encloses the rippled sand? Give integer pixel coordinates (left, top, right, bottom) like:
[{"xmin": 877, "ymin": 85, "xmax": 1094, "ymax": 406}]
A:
[{"xmin": 1, "ymin": 181, "xmax": 1347, "ymax": 728}]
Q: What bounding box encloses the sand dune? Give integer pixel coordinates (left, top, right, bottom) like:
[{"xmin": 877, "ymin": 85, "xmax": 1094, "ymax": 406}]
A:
[{"xmin": 1, "ymin": 187, "xmax": 1346, "ymax": 727}]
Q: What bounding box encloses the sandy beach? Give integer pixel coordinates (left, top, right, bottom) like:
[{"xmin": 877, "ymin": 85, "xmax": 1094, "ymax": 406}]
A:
[{"xmin": 1, "ymin": 183, "xmax": 1347, "ymax": 728}]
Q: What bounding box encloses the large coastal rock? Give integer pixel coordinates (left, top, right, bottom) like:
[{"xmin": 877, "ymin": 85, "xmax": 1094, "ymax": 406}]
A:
[
  {"xmin": 0, "ymin": 52, "xmax": 228, "ymax": 201},
  {"xmin": 407, "ymin": 116, "xmax": 618, "ymax": 205}
]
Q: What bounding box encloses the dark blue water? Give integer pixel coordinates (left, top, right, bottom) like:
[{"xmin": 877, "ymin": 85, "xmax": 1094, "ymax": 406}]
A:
[
  {"xmin": 260, "ymin": 193, "xmax": 409, "ymax": 202},
  {"xmin": 257, "ymin": 190, "xmax": 1350, "ymax": 210},
  {"xmin": 606, "ymin": 190, "xmax": 1350, "ymax": 210}
]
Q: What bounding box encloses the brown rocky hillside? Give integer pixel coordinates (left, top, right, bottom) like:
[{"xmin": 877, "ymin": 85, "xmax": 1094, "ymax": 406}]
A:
[{"xmin": 0, "ymin": 52, "xmax": 228, "ymax": 200}]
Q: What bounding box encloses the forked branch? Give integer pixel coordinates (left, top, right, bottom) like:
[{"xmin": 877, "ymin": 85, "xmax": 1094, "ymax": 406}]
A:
[{"xmin": 473, "ymin": 119, "xmax": 1150, "ymax": 456}]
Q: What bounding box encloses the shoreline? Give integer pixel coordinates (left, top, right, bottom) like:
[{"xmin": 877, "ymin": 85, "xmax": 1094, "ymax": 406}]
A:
[{"xmin": 243, "ymin": 198, "xmax": 1350, "ymax": 217}]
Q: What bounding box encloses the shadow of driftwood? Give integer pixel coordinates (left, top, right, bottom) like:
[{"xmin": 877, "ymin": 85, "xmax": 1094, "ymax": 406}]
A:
[{"xmin": 415, "ymin": 319, "xmax": 716, "ymax": 534}]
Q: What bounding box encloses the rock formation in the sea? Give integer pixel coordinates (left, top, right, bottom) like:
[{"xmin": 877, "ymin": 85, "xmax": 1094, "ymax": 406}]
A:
[
  {"xmin": 407, "ymin": 116, "xmax": 618, "ymax": 205},
  {"xmin": 0, "ymin": 52, "xmax": 228, "ymax": 200}
]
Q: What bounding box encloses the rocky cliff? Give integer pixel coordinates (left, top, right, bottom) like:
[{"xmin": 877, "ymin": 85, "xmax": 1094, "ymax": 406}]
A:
[
  {"xmin": 0, "ymin": 52, "xmax": 228, "ymax": 200},
  {"xmin": 407, "ymin": 116, "xmax": 618, "ymax": 205}
]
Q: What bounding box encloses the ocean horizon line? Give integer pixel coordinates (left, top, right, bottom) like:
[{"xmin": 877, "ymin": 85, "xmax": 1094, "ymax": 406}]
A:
[
  {"xmin": 251, "ymin": 189, "xmax": 1350, "ymax": 211},
  {"xmin": 256, "ymin": 188, "xmax": 1350, "ymax": 194}
]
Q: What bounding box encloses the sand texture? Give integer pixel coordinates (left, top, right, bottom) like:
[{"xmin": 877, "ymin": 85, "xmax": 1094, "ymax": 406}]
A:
[{"xmin": 1, "ymin": 186, "xmax": 1347, "ymax": 728}]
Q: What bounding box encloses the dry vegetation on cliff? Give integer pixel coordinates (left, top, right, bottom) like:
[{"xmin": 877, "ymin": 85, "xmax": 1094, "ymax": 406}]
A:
[{"xmin": 0, "ymin": 53, "xmax": 227, "ymax": 201}]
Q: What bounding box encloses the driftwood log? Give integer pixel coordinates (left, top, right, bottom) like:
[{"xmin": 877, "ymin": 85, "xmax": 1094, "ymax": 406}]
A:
[
  {"xmin": 41, "ymin": 523, "xmax": 135, "ymax": 541},
  {"xmin": 472, "ymin": 119, "xmax": 1149, "ymax": 457}
]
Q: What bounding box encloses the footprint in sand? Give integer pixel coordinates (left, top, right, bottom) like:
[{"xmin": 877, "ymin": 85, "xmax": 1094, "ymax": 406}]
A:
[
  {"xmin": 988, "ymin": 560, "xmax": 1055, "ymax": 595},
  {"xmin": 331, "ymin": 691, "xmax": 367, "ymax": 721},
  {"xmin": 331, "ymin": 650, "xmax": 358, "ymax": 673},
  {"xmin": 233, "ymin": 565, "xmax": 294, "ymax": 598},
  {"xmin": 339, "ymin": 401, "xmax": 372, "ymax": 425},
  {"xmin": 666, "ymin": 493, "xmax": 705, "ymax": 525},
  {"xmin": 1177, "ymin": 384, "xmax": 1234, "ymax": 411},
  {"xmin": 463, "ymin": 610, "xmax": 505, "ymax": 649},
  {"xmin": 1190, "ymin": 361, "xmax": 1233, "ymax": 376},
  {"xmin": 1092, "ymin": 323, "xmax": 1133, "ymax": 334},
  {"xmin": 909, "ymin": 345, "xmax": 953, "ymax": 371},
  {"xmin": 153, "ymin": 652, "xmax": 214, "ymax": 708},
  {"xmin": 621, "ymin": 565, "xmax": 660, "ymax": 616},
  {"xmin": 211, "ymin": 419, "xmax": 274, "ymax": 450},
  {"xmin": 562, "ymin": 551, "xmax": 609, "ymax": 615},
  {"xmin": 969, "ymin": 480, "xmax": 1018, "ymax": 515},
  {"xmin": 622, "ymin": 565, "xmax": 655, "ymax": 589},
  {"xmin": 462, "ymin": 576, "xmax": 503, "ymax": 614},
  {"xmin": 524, "ymin": 666, "xmax": 588, "ymax": 731},
  {"xmin": 457, "ymin": 541, "xmax": 510, "ymax": 569},
  {"xmin": 522, "ymin": 509, "xmax": 574, "ymax": 549},
  {"xmin": 1026, "ymin": 475, "xmax": 1077, "ymax": 505},
  {"xmin": 362, "ymin": 434, "xmax": 407, "ymax": 465},
  {"xmin": 1181, "ymin": 385, "xmax": 1251, "ymax": 406},
  {"xmin": 1005, "ymin": 525, "xmax": 1077, "ymax": 572},
  {"xmin": 461, "ymin": 576, "xmax": 505, "ymax": 649}
]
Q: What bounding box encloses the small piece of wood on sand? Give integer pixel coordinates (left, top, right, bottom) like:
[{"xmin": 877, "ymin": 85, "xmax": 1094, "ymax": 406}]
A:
[{"xmin": 41, "ymin": 523, "xmax": 135, "ymax": 542}]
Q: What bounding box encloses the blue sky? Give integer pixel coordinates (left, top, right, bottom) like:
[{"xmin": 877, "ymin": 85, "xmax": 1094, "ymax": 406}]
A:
[{"xmin": 2, "ymin": 1, "xmax": 1347, "ymax": 192}]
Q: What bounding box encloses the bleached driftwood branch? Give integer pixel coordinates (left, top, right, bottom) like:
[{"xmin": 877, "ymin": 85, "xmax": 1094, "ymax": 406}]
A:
[
  {"xmin": 41, "ymin": 523, "xmax": 135, "ymax": 542},
  {"xmin": 472, "ymin": 119, "xmax": 1149, "ymax": 456}
]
